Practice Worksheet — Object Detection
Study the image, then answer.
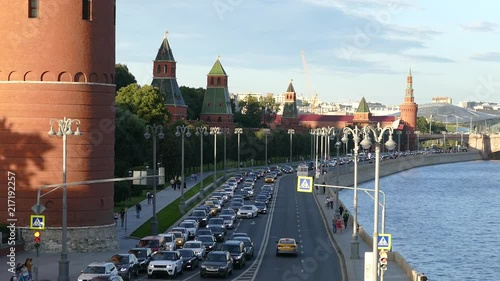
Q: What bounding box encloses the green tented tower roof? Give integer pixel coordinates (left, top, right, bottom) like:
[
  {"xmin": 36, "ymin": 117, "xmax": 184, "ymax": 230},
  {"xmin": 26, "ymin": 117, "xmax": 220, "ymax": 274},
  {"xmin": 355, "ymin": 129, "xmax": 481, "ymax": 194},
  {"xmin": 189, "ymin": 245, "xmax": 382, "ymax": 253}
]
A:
[
  {"xmin": 356, "ymin": 97, "xmax": 371, "ymax": 113},
  {"xmin": 208, "ymin": 57, "xmax": 227, "ymax": 76}
]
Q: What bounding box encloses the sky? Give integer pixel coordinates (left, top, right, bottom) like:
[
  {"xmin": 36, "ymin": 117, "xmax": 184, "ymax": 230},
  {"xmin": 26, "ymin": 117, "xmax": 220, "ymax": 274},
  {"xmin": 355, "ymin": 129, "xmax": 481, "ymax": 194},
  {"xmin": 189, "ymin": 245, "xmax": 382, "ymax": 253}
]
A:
[{"xmin": 116, "ymin": 0, "xmax": 500, "ymax": 106}]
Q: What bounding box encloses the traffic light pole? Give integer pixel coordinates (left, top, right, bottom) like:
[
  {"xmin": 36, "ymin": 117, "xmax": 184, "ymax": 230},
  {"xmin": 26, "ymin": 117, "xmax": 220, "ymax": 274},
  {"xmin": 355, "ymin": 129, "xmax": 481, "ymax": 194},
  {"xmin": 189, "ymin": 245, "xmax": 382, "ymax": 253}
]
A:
[{"xmin": 35, "ymin": 246, "xmax": 39, "ymax": 281}]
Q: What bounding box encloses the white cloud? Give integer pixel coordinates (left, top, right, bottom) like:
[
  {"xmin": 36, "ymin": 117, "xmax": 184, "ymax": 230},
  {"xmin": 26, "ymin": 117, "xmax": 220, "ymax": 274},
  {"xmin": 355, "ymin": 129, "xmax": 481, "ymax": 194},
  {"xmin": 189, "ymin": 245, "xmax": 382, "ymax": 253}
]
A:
[{"xmin": 461, "ymin": 21, "xmax": 499, "ymax": 32}]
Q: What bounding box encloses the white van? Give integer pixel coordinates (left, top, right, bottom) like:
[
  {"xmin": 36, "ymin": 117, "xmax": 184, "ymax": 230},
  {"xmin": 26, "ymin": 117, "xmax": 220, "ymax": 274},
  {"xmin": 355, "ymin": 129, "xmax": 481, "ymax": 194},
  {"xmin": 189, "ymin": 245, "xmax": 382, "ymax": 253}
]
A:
[{"xmin": 296, "ymin": 164, "xmax": 309, "ymax": 177}]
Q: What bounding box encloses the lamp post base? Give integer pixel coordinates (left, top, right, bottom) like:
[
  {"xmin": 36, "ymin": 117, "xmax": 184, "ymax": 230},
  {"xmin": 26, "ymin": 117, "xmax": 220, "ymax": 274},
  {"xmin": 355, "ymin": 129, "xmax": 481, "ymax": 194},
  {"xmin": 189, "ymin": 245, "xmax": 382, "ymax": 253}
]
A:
[
  {"xmin": 350, "ymin": 238, "xmax": 360, "ymax": 259},
  {"xmin": 179, "ymin": 200, "xmax": 186, "ymax": 214},
  {"xmin": 57, "ymin": 259, "xmax": 70, "ymax": 281},
  {"xmin": 151, "ymin": 220, "xmax": 158, "ymax": 236}
]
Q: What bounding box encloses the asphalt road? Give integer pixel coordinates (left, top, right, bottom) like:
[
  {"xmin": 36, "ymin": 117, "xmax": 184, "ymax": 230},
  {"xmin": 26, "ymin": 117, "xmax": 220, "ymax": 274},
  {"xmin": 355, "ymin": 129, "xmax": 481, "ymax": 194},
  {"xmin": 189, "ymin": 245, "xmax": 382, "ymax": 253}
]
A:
[
  {"xmin": 47, "ymin": 169, "xmax": 344, "ymax": 281},
  {"xmin": 253, "ymin": 174, "xmax": 342, "ymax": 281},
  {"xmin": 133, "ymin": 173, "xmax": 280, "ymax": 281}
]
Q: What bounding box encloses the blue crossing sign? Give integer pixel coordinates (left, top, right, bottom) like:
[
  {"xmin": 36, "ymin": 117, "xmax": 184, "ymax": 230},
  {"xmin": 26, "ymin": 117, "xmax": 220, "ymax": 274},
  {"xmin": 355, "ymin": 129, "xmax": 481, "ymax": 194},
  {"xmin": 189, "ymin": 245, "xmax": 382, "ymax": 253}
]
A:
[
  {"xmin": 296, "ymin": 176, "xmax": 313, "ymax": 193},
  {"xmin": 377, "ymin": 233, "xmax": 392, "ymax": 250},
  {"xmin": 30, "ymin": 215, "xmax": 46, "ymax": 230}
]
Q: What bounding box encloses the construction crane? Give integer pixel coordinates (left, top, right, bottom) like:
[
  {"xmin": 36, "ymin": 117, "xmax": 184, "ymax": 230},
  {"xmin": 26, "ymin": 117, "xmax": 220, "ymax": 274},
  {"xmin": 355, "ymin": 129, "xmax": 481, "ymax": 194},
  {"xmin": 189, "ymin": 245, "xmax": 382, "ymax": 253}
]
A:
[{"xmin": 301, "ymin": 50, "xmax": 319, "ymax": 113}]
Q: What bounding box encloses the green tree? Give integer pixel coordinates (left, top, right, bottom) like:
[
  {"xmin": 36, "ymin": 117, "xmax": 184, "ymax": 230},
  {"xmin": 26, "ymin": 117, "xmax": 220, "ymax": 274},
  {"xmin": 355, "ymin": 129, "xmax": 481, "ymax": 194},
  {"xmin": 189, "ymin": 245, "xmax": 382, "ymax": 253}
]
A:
[
  {"xmin": 115, "ymin": 64, "xmax": 137, "ymax": 92},
  {"xmin": 116, "ymin": 84, "xmax": 169, "ymax": 124},
  {"xmin": 114, "ymin": 106, "xmax": 147, "ymax": 176},
  {"xmin": 416, "ymin": 117, "xmax": 429, "ymax": 133},
  {"xmin": 234, "ymin": 95, "xmax": 262, "ymax": 127},
  {"xmin": 180, "ymin": 86, "xmax": 205, "ymax": 120}
]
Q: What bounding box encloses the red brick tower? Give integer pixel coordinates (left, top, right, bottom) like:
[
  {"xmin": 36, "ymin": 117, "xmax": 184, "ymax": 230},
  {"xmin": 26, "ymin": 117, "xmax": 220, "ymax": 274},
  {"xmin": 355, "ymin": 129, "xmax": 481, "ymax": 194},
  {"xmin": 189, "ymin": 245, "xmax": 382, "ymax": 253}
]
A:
[
  {"xmin": 281, "ymin": 80, "xmax": 299, "ymax": 127},
  {"xmin": 400, "ymin": 67, "xmax": 418, "ymax": 148},
  {"xmin": 151, "ymin": 31, "xmax": 187, "ymax": 121},
  {"xmin": 0, "ymin": 1, "xmax": 117, "ymax": 251},
  {"xmin": 200, "ymin": 57, "xmax": 234, "ymax": 128}
]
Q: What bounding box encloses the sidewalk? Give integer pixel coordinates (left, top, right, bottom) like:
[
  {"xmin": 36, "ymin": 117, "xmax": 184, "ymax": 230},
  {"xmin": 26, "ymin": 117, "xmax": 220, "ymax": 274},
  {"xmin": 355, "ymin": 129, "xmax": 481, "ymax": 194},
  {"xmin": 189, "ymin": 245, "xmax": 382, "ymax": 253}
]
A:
[
  {"xmin": 116, "ymin": 172, "xmax": 212, "ymax": 249},
  {"xmin": 314, "ymin": 189, "xmax": 410, "ymax": 281},
  {"xmin": 0, "ymin": 172, "xmax": 213, "ymax": 281}
]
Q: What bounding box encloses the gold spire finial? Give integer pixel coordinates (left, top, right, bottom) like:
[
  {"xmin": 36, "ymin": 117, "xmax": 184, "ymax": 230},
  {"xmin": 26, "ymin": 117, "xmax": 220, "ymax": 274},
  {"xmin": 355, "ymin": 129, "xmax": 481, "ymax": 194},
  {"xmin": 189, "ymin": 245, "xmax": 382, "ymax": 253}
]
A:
[{"xmin": 164, "ymin": 30, "xmax": 169, "ymax": 39}]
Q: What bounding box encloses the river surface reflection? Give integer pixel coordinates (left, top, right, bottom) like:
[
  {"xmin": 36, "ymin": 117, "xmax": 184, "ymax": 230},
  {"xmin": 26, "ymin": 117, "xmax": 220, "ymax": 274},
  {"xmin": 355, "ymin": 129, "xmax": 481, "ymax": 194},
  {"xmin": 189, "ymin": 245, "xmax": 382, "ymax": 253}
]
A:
[{"xmin": 339, "ymin": 160, "xmax": 500, "ymax": 281}]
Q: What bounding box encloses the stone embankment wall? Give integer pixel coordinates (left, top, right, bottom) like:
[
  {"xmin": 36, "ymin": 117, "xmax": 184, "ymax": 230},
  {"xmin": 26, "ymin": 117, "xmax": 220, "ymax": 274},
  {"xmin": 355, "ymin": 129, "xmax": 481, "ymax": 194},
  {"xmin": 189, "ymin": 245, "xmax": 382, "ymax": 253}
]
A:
[
  {"xmin": 325, "ymin": 150, "xmax": 483, "ymax": 281},
  {"xmin": 21, "ymin": 225, "xmax": 118, "ymax": 253}
]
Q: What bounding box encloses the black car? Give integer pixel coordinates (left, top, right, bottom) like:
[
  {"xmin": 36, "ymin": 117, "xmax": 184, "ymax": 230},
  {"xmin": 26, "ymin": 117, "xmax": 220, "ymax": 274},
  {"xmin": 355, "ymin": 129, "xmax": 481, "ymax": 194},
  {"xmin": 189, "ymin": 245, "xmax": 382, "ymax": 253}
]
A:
[
  {"xmin": 109, "ymin": 254, "xmax": 139, "ymax": 281},
  {"xmin": 195, "ymin": 228, "xmax": 213, "ymax": 240},
  {"xmin": 200, "ymin": 251, "xmax": 233, "ymax": 278},
  {"xmin": 232, "ymin": 237, "xmax": 254, "ymax": 260},
  {"xmin": 190, "ymin": 210, "xmax": 208, "ymax": 227},
  {"xmin": 220, "ymin": 240, "xmax": 246, "ymax": 269},
  {"xmin": 178, "ymin": 249, "xmax": 199, "ymax": 270},
  {"xmin": 127, "ymin": 248, "xmax": 152, "ymax": 273},
  {"xmin": 208, "ymin": 225, "xmax": 226, "ymax": 242},
  {"xmin": 196, "ymin": 235, "xmax": 217, "ymax": 252}
]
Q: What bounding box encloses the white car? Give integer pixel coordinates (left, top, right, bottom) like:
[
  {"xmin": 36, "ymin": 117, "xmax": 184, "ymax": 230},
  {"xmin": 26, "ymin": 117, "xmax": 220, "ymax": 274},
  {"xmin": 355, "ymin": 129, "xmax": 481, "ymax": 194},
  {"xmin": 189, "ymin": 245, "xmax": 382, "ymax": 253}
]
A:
[
  {"xmin": 171, "ymin": 227, "xmax": 189, "ymax": 242},
  {"xmin": 237, "ymin": 205, "xmax": 259, "ymax": 218},
  {"xmin": 179, "ymin": 221, "xmax": 197, "ymax": 239},
  {"xmin": 219, "ymin": 215, "xmax": 234, "ymax": 229},
  {"xmin": 147, "ymin": 251, "xmax": 183, "ymax": 278},
  {"xmin": 78, "ymin": 262, "xmax": 118, "ymax": 281},
  {"xmin": 158, "ymin": 233, "xmax": 177, "ymax": 250},
  {"xmin": 183, "ymin": 241, "xmax": 206, "ymax": 259}
]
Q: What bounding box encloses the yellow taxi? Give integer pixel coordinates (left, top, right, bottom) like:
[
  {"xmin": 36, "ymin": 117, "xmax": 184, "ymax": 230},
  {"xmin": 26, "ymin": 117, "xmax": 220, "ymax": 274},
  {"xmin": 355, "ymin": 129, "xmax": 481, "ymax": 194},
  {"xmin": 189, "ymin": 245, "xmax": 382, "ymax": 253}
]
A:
[
  {"xmin": 204, "ymin": 201, "xmax": 219, "ymax": 216},
  {"xmin": 264, "ymin": 175, "xmax": 275, "ymax": 183},
  {"xmin": 168, "ymin": 231, "xmax": 185, "ymax": 249},
  {"xmin": 276, "ymin": 238, "xmax": 298, "ymax": 256}
]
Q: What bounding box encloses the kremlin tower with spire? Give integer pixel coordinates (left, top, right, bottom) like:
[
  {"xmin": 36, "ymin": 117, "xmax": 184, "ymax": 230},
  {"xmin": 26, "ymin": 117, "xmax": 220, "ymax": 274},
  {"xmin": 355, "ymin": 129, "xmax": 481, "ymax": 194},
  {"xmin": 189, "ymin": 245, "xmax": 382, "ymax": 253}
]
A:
[
  {"xmin": 399, "ymin": 67, "xmax": 418, "ymax": 149},
  {"xmin": 151, "ymin": 31, "xmax": 187, "ymax": 121}
]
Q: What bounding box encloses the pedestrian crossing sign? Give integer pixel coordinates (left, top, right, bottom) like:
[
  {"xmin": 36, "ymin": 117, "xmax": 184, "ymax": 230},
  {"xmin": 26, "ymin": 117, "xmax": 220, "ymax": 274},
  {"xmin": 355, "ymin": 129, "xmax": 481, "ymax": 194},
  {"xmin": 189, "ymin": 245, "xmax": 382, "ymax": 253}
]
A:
[
  {"xmin": 30, "ymin": 215, "xmax": 46, "ymax": 230},
  {"xmin": 377, "ymin": 233, "xmax": 392, "ymax": 250},
  {"xmin": 297, "ymin": 176, "xmax": 313, "ymax": 193}
]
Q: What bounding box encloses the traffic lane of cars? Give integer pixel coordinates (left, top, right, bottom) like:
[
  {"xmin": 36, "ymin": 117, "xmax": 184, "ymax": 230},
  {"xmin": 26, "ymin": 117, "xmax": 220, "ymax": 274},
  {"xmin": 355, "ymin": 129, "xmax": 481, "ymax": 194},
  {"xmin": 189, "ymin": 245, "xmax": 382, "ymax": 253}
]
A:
[
  {"xmin": 254, "ymin": 175, "xmax": 343, "ymax": 281},
  {"xmin": 131, "ymin": 177, "xmax": 275, "ymax": 280}
]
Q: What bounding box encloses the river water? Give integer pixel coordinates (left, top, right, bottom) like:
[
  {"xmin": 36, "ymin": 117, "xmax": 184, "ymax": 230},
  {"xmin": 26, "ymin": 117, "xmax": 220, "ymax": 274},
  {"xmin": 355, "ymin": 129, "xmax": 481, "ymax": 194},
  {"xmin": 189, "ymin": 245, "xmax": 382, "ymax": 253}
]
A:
[{"xmin": 339, "ymin": 160, "xmax": 500, "ymax": 281}]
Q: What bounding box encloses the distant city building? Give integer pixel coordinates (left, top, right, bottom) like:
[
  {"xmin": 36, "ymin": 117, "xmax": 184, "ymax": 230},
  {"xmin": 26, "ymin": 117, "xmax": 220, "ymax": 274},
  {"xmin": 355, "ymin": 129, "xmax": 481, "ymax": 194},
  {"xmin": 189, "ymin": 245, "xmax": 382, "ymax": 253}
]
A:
[{"xmin": 432, "ymin": 96, "xmax": 452, "ymax": 104}]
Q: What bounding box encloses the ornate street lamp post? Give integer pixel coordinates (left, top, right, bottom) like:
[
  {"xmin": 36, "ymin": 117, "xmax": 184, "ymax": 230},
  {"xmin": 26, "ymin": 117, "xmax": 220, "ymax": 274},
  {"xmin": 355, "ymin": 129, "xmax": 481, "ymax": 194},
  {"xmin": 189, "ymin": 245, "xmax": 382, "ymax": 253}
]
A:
[
  {"xmin": 360, "ymin": 123, "xmax": 396, "ymax": 281},
  {"xmin": 235, "ymin": 128, "xmax": 243, "ymax": 170},
  {"xmin": 196, "ymin": 126, "xmax": 208, "ymax": 197},
  {"xmin": 210, "ymin": 127, "xmax": 221, "ymax": 185},
  {"xmin": 48, "ymin": 117, "xmax": 82, "ymax": 281},
  {"xmin": 341, "ymin": 126, "xmax": 361, "ymax": 259},
  {"xmin": 263, "ymin": 129, "xmax": 271, "ymax": 165},
  {"xmin": 144, "ymin": 124, "xmax": 165, "ymax": 235},
  {"xmin": 288, "ymin": 129, "xmax": 295, "ymax": 163},
  {"xmin": 222, "ymin": 128, "xmax": 229, "ymax": 170},
  {"xmin": 175, "ymin": 125, "xmax": 191, "ymax": 212}
]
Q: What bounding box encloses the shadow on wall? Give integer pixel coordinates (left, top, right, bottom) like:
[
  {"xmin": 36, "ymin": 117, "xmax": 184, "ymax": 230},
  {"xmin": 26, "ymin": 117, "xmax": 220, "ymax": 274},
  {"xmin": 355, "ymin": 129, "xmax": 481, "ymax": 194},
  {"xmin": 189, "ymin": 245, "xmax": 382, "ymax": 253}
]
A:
[{"xmin": 0, "ymin": 117, "xmax": 54, "ymax": 227}]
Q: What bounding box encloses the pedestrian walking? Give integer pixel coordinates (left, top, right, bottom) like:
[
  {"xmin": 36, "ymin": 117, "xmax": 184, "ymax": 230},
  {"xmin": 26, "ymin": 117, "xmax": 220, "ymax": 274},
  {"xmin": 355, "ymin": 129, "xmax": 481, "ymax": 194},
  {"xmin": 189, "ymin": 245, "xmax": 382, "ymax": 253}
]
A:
[
  {"xmin": 329, "ymin": 198, "xmax": 334, "ymax": 209},
  {"xmin": 135, "ymin": 203, "xmax": 142, "ymax": 218},
  {"xmin": 325, "ymin": 197, "xmax": 331, "ymax": 208},
  {"xmin": 24, "ymin": 258, "xmax": 32, "ymax": 281},
  {"xmin": 19, "ymin": 264, "xmax": 29, "ymax": 281},
  {"xmin": 343, "ymin": 211, "xmax": 350, "ymax": 229},
  {"xmin": 170, "ymin": 178, "xmax": 175, "ymax": 189},
  {"xmin": 120, "ymin": 208, "xmax": 125, "ymax": 227},
  {"xmin": 113, "ymin": 212, "xmax": 118, "ymax": 226},
  {"xmin": 419, "ymin": 273, "xmax": 428, "ymax": 281},
  {"xmin": 332, "ymin": 218, "xmax": 337, "ymax": 233},
  {"xmin": 183, "ymin": 181, "xmax": 187, "ymax": 189},
  {"xmin": 336, "ymin": 218, "xmax": 343, "ymax": 233},
  {"xmin": 146, "ymin": 191, "xmax": 151, "ymax": 204},
  {"xmin": 339, "ymin": 205, "xmax": 344, "ymax": 215}
]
